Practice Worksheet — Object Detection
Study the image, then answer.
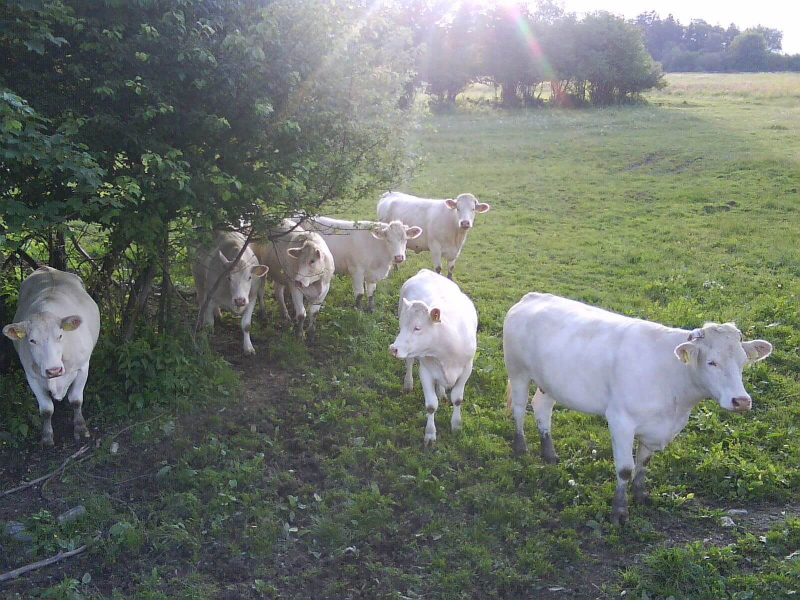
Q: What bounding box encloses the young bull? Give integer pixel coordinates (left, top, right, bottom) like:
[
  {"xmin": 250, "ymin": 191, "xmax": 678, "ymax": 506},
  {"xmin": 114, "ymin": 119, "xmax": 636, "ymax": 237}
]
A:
[
  {"xmin": 253, "ymin": 220, "xmax": 334, "ymax": 339},
  {"xmin": 377, "ymin": 192, "xmax": 489, "ymax": 280},
  {"xmin": 389, "ymin": 269, "xmax": 478, "ymax": 445},
  {"xmin": 302, "ymin": 216, "xmax": 421, "ymax": 312},
  {"xmin": 192, "ymin": 231, "xmax": 269, "ymax": 355},
  {"xmin": 503, "ymin": 292, "xmax": 773, "ymax": 524},
  {"xmin": 3, "ymin": 267, "xmax": 100, "ymax": 446}
]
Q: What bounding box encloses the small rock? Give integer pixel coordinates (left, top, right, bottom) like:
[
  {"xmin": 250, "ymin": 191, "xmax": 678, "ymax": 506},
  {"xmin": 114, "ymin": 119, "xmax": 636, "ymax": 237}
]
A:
[
  {"xmin": 727, "ymin": 509, "xmax": 748, "ymax": 516},
  {"xmin": 110, "ymin": 442, "xmax": 120, "ymax": 455},
  {"xmin": 250, "ymin": 424, "xmax": 257, "ymax": 433},
  {"xmin": 5, "ymin": 521, "xmax": 33, "ymax": 543},
  {"xmin": 57, "ymin": 505, "xmax": 87, "ymax": 524},
  {"xmin": 720, "ymin": 516, "xmax": 736, "ymax": 527}
]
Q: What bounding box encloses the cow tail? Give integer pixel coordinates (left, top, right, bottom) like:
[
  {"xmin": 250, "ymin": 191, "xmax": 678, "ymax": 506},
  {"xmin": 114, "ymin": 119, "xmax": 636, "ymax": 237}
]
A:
[{"xmin": 505, "ymin": 380, "xmax": 512, "ymax": 416}]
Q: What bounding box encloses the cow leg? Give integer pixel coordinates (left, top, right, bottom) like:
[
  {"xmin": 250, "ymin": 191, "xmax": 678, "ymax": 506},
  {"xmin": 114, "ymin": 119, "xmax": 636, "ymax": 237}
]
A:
[
  {"xmin": 289, "ymin": 286, "xmax": 306, "ymax": 338},
  {"xmin": 403, "ymin": 358, "xmax": 414, "ymax": 392},
  {"xmin": 430, "ymin": 242, "xmax": 443, "ymax": 275},
  {"xmin": 352, "ymin": 269, "xmax": 365, "ymax": 310},
  {"xmin": 508, "ymin": 374, "xmax": 531, "ymax": 456},
  {"xmin": 436, "ymin": 383, "xmax": 447, "ymax": 399},
  {"xmin": 449, "ymin": 359, "xmax": 473, "ymax": 433},
  {"xmin": 273, "ymin": 282, "xmax": 290, "ymax": 321},
  {"xmin": 202, "ymin": 298, "xmax": 216, "ymax": 332},
  {"xmin": 446, "ymin": 259, "xmax": 456, "ymax": 280},
  {"xmin": 241, "ymin": 299, "xmax": 258, "ymax": 356},
  {"xmin": 67, "ymin": 366, "xmax": 91, "ymax": 440},
  {"xmin": 633, "ymin": 443, "xmax": 654, "ymax": 504},
  {"xmin": 306, "ymin": 302, "xmax": 322, "ymax": 339},
  {"xmin": 532, "ymin": 388, "xmax": 558, "ymax": 463},
  {"xmin": 365, "ymin": 281, "xmax": 377, "ymax": 313},
  {"xmin": 419, "ymin": 366, "xmax": 439, "ymax": 446},
  {"xmin": 28, "ymin": 376, "xmax": 55, "ymax": 446},
  {"xmin": 607, "ymin": 416, "xmax": 635, "ymax": 525}
]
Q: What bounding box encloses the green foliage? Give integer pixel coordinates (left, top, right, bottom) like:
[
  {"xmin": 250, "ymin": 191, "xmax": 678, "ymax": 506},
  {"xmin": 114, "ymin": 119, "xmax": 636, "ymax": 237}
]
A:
[{"xmin": 729, "ymin": 31, "xmax": 769, "ymax": 72}]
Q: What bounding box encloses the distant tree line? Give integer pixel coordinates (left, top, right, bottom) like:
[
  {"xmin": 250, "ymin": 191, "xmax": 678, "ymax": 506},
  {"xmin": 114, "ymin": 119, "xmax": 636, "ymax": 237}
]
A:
[
  {"xmin": 632, "ymin": 12, "xmax": 800, "ymax": 73},
  {"xmin": 401, "ymin": 0, "xmax": 665, "ymax": 108}
]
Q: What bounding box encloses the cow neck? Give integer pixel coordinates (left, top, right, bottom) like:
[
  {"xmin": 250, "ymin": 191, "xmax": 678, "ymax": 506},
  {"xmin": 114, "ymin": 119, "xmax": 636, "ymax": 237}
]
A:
[
  {"xmin": 426, "ymin": 320, "xmax": 465, "ymax": 387},
  {"xmin": 663, "ymin": 328, "xmax": 713, "ymax": 409}
]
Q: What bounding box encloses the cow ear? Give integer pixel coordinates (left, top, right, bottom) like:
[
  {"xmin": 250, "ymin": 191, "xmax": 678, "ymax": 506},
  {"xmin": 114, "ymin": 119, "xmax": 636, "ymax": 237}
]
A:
[
  {"xmin": 251, "ymin": 265, "xmax": 269, "ymax": 278},
  {"xmin": 315, "ymin": 248, "xmax": 321, "ymax": 259},
  {"xmin": 674, "ymin": 342, "xmax": 698, "ymax": 365},
  {"xmin": 430, "ymin": 307, "xmax": 442, "ymax": 323},
  {"xmin": 60, "ymin": 315, "xmax": 83, "ymax": 332},
  {"xmin": 287, "ymin": 247, "xmax": 302, "ymax": 258},
  {"xmin": 742, "ymin": 340, "xmax": 772, "ymax": 364},
  {"xmin": 3, "ymin": 322, "xmax": 27, "ymax": 340},
  {"xmin": 401, "ymin": 298, "xmax": 412, "ymax": 309},
  {"xmin": 444, "ymin": 199, "xmax": 457, "ymax": 209},
  {"xmin": 476, "ymin": 203, "xmax": 490, "ymax": 213},
  {"xmin": 371, "ymin": 225, "xmax": 388, "ymax": 240},
  {"xmin": 406, "ymin": 226, "xmax": 422, "ymax": 239}
]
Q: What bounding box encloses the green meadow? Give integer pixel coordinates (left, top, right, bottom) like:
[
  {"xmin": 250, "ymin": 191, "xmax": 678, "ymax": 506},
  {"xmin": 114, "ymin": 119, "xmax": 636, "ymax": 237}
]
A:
[{"xmin": 2, "ymin": 73, "xmax": 799, "ymax": 599}]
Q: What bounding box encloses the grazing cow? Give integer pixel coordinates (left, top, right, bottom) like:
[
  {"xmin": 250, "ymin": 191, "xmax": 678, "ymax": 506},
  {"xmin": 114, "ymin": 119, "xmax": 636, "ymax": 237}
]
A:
[
  {"xmin": 3, "ymin": 267, "xmax": 100, "ymax": 446},
  {"xmin": 389, "ymin": 269, "xmax": 478, "ymax": 445},
  {"xmin": 253, "ymin": 220, "xmax": 334, "ymax": 338},
  {"xmin": 192, "ymin": 231, "xmax": 269, "ymax": 355},
  {"xmin": 503, "ymin": 292, "xmax": 773, "ymax": 524},
  {"xmin": 377, "ymin": 192, "xmax": 490, "ymax": 279},
  {"xmin": 302, "ymin": 216, "xmax": 422, "ymax": 311}
]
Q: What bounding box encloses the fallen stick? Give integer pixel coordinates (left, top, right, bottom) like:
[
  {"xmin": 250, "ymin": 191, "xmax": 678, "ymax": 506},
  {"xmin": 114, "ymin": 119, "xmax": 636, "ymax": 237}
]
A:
[
  {"xmin": 0, "ymin": 445, "xmax": 90, "ymax": 498},
  {"xmin": 0, "ymin": 545, "xmax": 88, "ymax": 583},
  {"xmin": 110, "ymin": 412, "xmax": 169, "ymax": 442}
]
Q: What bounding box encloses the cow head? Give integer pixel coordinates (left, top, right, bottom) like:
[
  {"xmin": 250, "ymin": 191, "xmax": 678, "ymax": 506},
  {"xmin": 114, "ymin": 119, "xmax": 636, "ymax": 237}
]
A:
[
  {"xmin": 372, "ymin": 221, "xmax": 423, "ymax": 264},
  {"xmin": 389, "ymin": 298, "xmax": 441, "ymax": 359},
  {"xmin": 3, "ymin": 312, "xmax": 83, "ymax": 379},
  {"xmin": 444, "ymin": 193, "xmax": 490, "ymax": 230},
  {"xmin": 287, "ymin": 237, "xmax": 326, "ymax": 288},
  {"xmin": 218, "ymin": 251, "xmax": 269, "ymax": 314},
  {"xmin": 674, "ymin": 322, "xmax": 772, "ymax": 412}
]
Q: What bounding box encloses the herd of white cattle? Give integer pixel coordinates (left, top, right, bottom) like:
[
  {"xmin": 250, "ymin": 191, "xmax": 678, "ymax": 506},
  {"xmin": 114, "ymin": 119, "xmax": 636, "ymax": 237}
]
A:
[{"xmin": 2, "ymin": 191, "xmax": 773, "ymax": 523}]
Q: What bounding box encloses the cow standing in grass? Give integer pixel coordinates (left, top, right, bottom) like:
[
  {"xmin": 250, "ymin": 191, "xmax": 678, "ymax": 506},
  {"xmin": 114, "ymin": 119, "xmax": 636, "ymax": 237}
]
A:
[
  {"xmin": 3, "ymin": 267, "xmax": 100, "ymax": 446},
  {"xmin": 301, "ymin": 216, "xmax": 421, "ymax": 312},
  {"xmin": 389, "ymin": 269, "xmax": 478, "ymax": 445},
  {"xmin": 377, "ymin": 192, "xmax": 489, "ymax": 280},
  {"xmin": 192, "ymin": 231, "xmax": 269, "ymax": 356},
  {"xmin": 503, "ymin": 292, "xmax": 773, "ymax": 524},
  {"xmin": 254, "ymin": 220, "xmax": 334, "ymax": 339}
]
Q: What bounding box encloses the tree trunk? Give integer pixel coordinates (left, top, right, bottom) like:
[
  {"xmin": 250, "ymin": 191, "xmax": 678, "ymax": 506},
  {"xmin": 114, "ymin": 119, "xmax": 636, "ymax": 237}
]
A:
[
  {"xmin": 157, "ymin": 227, "xmax": 172, "ymax": 335},
  {"xmin": 123, "ymin": 260, "xmax": 157, "ymax": 341},
  {"xmin": 49, "ymin": 230, "xmax": 68, "ymax": 271}
]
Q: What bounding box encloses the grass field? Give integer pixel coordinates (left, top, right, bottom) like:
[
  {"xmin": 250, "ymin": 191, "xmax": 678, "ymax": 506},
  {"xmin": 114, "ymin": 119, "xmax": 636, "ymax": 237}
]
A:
[{"xmin": 2, "ymin": 73, "xmax": 800, "ymax": 599}]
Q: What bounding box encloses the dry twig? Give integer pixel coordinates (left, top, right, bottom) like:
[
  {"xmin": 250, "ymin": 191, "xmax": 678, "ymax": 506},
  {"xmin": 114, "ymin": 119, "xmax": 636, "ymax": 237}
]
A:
[
  {"xmin": 0, "ymin": 545, "xmax": 88, "ymax": 583},
  {"xmin": 0, "ymin": 445, "xmax": 90, "ymax": 498}
]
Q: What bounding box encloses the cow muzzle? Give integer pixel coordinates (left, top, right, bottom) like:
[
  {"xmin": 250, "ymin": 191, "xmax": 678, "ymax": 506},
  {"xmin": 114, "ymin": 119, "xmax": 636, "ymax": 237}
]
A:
[
  {"xmin": 459, "ymin": 221, "xmax": 472, "ymax": 229},
  {"xmin": 389, "ymin": 345, "xmax": 400, "ymax": 358},
  {"xmin": 45, "ymin": 366, "xmax": 64, "ymax": 379},
  {"xmin": 393, "ymin": 255, "xmax": 405, "ymax": 264},
  {"xmin": 730, "ymin": 396, "xmax": 752, "ymax": 412},
  {"xmin": 233, "ymin": 297, "xmax": 248, "ymax": 308}
]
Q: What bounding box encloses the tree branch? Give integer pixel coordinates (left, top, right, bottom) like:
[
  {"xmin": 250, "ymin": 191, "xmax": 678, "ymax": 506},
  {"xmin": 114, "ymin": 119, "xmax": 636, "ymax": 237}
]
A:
[{"xmin": 0, "ymin": 545, "xmax": 88, "ymax": 583}]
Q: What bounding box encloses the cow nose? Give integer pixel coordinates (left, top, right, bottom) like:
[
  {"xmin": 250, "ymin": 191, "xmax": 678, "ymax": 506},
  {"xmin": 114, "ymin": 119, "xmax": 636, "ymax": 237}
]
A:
[
  {"xmin": 394, "ymin": 255, "xmax": 405, "ymax": 264},
  {"xmin": 234, "ymin": 297, "xmax": 247, "ymax": 307},
  {"xmin": 731, "ymin": 396, "xmax": 752, "ymax": 411},
  {"xmin": 45, "ymin": 367, "xmax": 63, "ymax": 378},
  {"xmin": 460, "ymin": 220, "xmax": 472, "ymax": 229},
  {"xmin": 389, "ymin": 346, "xmax": 398, "ymax": 357}
]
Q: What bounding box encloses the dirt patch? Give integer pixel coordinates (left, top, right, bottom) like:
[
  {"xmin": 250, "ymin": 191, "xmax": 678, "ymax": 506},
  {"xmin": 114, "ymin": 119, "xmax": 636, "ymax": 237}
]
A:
[{"xmin": 622, "ymin": 152, "xmax": 663, "ymax": 172}]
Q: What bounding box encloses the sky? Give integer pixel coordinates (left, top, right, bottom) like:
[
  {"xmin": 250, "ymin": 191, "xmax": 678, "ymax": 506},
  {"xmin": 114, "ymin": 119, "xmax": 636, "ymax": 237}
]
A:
[{"xmin": 559, "ymin": 0, "xmax": 800, "ymax": 54}]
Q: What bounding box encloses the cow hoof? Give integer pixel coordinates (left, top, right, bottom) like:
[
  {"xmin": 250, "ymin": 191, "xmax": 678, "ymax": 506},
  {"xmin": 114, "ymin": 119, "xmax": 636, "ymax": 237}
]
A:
[
  {"xmin": 74, "ymin": 428, "xmax": 90, "ymax": 441},
  {"xmin": 365, "ymin": 304, "xmax": 375, "ymax": 314},
  {"xmin": 610, "ymin": 507, "xmax": 629, "ymax": 526},
  {"xmin": 450, "ymin": 421, "xmax": 462, "ymax": 433},
  {"xmin": 424, "ymin": 433, "xmax": 437, "ymax": 446},
  {"xmin": 633, "ymin": 488, "xmax": 649, "ymax": 504},
  {"xmin": 42, "ymin": 436, "xmax": 55, "ymax": 447},
  {"xmin": 403, "ymin": 383, "xmax": 413, "ymax": 393},
  {"xmin": 513, "ymin": 433, "xmax": 528, "ymax": 457},
  {"xmin": 244, "ymin": 347, "xmax": 256, "ymax": 356}
]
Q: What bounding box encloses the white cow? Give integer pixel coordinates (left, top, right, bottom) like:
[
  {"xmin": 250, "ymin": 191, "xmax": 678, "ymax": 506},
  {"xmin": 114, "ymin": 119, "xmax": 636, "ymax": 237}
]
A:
[
  {"xmin": 254, "ymin": 220, "xmax": 334, "ymax": 338},
  {"xmin": 389, "ymin": 269, "xmax": 478, "ymax": 445},
  {"xmin": 192, "ymin": 231, "xmax": 269, "ymax": 355},
  {"xmin": 301, "ymin": 216, "xmax": 421, "ymax": 312},
  {"xmin": 503, "ymin": 292, "xmax": 773, "ymax": 524},
  {"xmin": 3, "ymin": 267, "xmax": 100, "ymax": 446},
  {"xmin": 377, "ymin": 192, "xmax": 490, "ymax": 279}
]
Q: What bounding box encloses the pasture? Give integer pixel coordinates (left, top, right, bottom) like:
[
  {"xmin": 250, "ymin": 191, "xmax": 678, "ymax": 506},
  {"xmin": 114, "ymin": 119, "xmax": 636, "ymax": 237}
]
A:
[{"xmin": 2, "ymin": 72, "xmax": 800, "ymax": 599}]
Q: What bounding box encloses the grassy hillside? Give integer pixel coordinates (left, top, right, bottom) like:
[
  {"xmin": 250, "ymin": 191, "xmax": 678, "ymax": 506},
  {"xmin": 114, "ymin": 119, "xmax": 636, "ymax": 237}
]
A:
[{"xmin": 2, "ymin": 73, "xmax": 799, "ymax": 599}]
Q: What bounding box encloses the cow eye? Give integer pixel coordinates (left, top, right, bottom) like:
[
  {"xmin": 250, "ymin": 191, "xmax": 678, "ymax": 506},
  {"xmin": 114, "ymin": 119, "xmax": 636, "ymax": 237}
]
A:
[
  {"xmin": 413, "ymin": 326, "xmax": 421, "ymax": 332},
  {"xmin": 58, "ymin": 335, "xmax": 63, "ymax": 341},
  {"xmin": 708, "ymin": 361, "xmax": 717, "ymax": 367},
  {"xmin": 30, "ymin": 339, "xmax": 36, "ymax": 344},
  {"xmin": 309, "ymin": 259, "xmax": 315, "ymax": 265},
  {"xmin": 248, "ymin": 276, "xmax": 252, "ymax": 281}
]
